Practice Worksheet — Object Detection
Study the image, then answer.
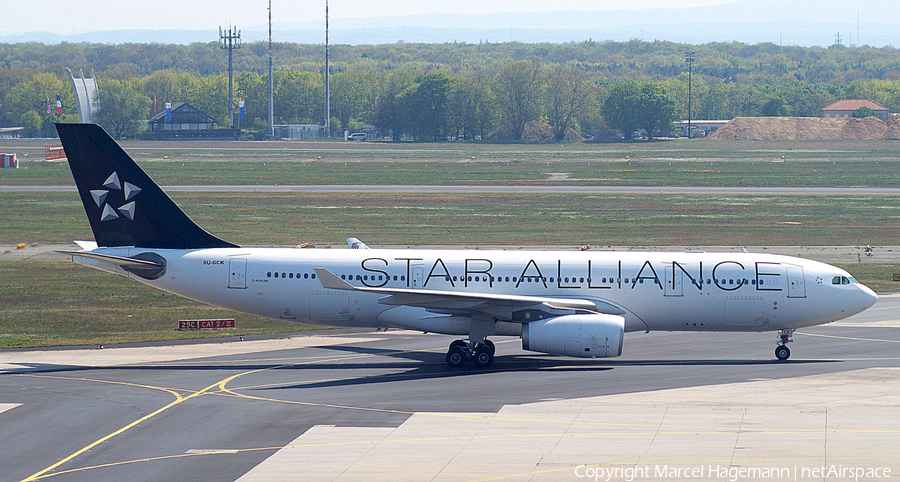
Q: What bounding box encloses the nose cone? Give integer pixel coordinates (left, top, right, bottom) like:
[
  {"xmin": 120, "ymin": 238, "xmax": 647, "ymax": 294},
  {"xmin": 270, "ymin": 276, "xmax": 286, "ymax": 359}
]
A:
[{"xmin": 857, "ymin": 283, "xmax": 879, "ymax": 311}]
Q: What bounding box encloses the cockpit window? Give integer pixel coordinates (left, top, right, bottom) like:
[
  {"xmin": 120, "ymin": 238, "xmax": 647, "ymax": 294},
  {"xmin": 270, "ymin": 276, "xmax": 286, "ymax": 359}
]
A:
[
  {"xmin": 849, "ymin": 277, "xmax": 858, "ymax": 283},
  {"xmin": 833, "ymin": 275, "xmax": 852, "ymax": 285},
  {"xmin": 832, "ymin": 276, "xmax": 842, "ymax": 285}
]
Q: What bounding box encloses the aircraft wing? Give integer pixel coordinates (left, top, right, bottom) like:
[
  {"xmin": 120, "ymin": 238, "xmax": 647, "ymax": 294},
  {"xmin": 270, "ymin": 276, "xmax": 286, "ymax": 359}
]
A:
[{"xmin": 315, "ymin": 267, "xmax": 604, "ymax": 321}]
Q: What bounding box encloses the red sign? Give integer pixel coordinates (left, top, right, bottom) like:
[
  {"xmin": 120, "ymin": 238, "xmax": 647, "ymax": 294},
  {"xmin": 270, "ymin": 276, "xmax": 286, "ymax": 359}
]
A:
[
  {"xmin": 44, "ymin": 144, "xmax": 66, "ymax": 161},
  {"xmin": 178, "ymin": 319, "xmax": 235, "ymax": 330}
]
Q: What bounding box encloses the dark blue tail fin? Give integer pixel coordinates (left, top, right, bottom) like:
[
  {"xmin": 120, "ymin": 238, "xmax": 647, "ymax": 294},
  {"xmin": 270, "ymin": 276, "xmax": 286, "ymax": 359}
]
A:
[{"xmin": 57, "ymin": 123, "xmax": 238, "ymax": 249}]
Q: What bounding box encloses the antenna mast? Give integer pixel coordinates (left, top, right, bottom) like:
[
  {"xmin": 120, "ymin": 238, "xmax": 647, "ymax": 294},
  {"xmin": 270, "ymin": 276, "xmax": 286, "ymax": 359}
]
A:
[
  {"xmin": 268, "ymin": 0, "xmax": 274, "ymax": 136},
  {"xmin": 219, "ymin": 25, "xmax": 242, "ymax": 129},
  {"xmin": 325, "ymin": 0, "xmax": 331, "ymax": 139}
]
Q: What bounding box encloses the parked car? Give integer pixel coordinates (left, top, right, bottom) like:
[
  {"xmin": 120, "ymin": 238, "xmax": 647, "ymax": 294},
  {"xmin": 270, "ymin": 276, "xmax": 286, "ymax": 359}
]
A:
[{"xmin": 347, "ymin": 132, "xmax": 368, "ymax": 141}]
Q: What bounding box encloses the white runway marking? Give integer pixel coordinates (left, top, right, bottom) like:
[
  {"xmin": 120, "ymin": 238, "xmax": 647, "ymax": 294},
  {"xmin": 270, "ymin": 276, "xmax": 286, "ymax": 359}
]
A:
[{"xmin": 0, "ymin": 403, "xmax": 21, "ymax": 415}]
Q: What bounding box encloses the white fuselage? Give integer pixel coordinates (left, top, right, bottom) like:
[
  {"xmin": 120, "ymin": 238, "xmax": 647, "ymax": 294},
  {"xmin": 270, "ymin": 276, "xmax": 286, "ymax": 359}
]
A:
[{"xmin": 75, "ymin": 247, "xmax": 877, "ymax": 335}]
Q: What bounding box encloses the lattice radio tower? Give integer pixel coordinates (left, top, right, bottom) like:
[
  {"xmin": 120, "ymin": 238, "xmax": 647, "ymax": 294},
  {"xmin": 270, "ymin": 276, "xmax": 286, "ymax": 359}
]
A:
[
  {"xmin": 219, "ymin": 25, "xmax": 242, "ymax": 129},
  {"xmin": 268, "ymin": 0, "xmax": 274, "ymax": 136}
]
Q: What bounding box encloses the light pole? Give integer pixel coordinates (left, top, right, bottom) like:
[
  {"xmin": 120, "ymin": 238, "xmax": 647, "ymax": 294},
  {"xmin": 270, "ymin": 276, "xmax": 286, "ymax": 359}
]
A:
[
  {"xmin": 685, "ymin": 50, "xmax": 695, "ymax": 138},
  {"xmin": 324, "ymin": 0, "xmax": 330, "ymax": 139}
]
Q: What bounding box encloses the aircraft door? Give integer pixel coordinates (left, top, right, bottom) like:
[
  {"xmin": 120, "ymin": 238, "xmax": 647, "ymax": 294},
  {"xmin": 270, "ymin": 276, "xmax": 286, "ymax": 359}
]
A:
[
  {"xmin": 664, "ymin": 266, "xmax": 683, "ymax": 297},
  {"xmin": 228, "ymin": 258, "xmax": 247, "ymax": 289},
  {"xmin": 411, "ymin": 266, "xmax": 424, "ymax": 288},
  {"xmin": 786, "ymin": 267, "xmax": 806, "ymax": 298},
  {"xmin": 309, "ymin": 293, "xmax": 349, "ymax": 322}
]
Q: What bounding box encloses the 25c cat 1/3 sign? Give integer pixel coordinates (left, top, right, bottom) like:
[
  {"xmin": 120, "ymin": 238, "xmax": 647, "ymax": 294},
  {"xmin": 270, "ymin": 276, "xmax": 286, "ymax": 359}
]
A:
[{"xmin": 178, "ymin": 319, "xmax": 235, "ymax": 330}]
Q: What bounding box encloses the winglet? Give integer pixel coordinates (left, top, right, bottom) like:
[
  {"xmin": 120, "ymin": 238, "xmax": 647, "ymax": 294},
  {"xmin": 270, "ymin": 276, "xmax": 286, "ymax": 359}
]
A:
[
  {"xmin": 346, "ymin": 237, "xmax": 369, "ymax": 249},
  {"xmin": 314, "ymin": 268, "xmax": 357, "ymax": 291}
]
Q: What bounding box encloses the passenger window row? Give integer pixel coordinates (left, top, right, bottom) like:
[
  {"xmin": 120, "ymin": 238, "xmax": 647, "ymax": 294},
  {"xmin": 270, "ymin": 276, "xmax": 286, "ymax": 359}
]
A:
[
  {"xmin": 267, "ymin": 272, "xmax": 317, "ymax": 279},
  {"xmin": 339, "ymin": 274, "xmax": 405, "ymax": 282},
  {"xmin": 262, "ymin": 271, "xmax": 763, "ymax": 288}
]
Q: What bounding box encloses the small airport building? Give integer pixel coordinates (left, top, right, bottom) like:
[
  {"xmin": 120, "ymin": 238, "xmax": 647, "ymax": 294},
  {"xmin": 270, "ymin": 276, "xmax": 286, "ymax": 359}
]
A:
[
  {"xmin": 148, "ymin": 102, "xmax": 218, "ymax": 132},
  {"xmin": 145, "ymin": 102, "xmax": 239, "ymax": 139},
  {"xmin": 822, "ymin": 99, "xmax": 889, "ymax": 119}
]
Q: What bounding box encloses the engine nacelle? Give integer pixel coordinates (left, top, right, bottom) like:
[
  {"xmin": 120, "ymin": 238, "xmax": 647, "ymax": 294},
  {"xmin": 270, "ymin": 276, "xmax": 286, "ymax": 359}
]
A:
[{"xmin": 522, "ymin": 314, "xmax": 625, "ymax": 358}]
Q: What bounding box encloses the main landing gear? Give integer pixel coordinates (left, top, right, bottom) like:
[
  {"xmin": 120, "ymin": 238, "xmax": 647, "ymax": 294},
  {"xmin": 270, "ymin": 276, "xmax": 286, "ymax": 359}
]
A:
[
  {"xmin": 446, "ymin": 339, "xmax": 495, "ymax": 368},
  {"xmin": 775, "ymin": 329, "xmax": 794, "ymax": 361}
]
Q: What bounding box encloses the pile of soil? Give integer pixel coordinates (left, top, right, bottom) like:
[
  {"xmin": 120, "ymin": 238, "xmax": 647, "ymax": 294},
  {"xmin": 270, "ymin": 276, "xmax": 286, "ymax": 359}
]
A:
[
  {"xmin": 520, "ymin": 121, "xmax": 585, "ymax": 141},
  {"xmin": 563, "ymin": 127, "xmax": 585, "ymax": 141},
  {"xmin": 709, "ymin": 116, "xmax": 900, "ymax": 140},
  {"xmin": 885, "ymin": 116, "xmax": 900, "ymax": 140},
  {"xmin": 522, "ymin": 120, "xmax": 554, "ymax": 141}
]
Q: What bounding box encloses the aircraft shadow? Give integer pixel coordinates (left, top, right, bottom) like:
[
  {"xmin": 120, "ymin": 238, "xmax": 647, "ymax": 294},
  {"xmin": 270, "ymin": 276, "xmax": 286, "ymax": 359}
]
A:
[{"xmin": 1, "ymin": 343, "xmax": 838, "ymax": 383}]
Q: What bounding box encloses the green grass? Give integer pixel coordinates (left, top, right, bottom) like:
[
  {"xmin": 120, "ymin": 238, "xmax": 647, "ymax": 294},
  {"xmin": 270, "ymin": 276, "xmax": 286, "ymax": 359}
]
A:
[
  {"xmin": 3, "ymin": 191, "xmax": 900, "ymax": 247},
  {"xmin": 110, "ymin": 137, "xmax": 900, "ymax": 160},
  {"xmin": 4, "ymin": 156, "xmax": 900, "ymax": 188},
  {"xmin": 0, "ymin": 261, "xmax": 321, "ymax": 348},
  {"xmin": 835, "ymin": 264, "xmax": 900, "ymax": 292}
]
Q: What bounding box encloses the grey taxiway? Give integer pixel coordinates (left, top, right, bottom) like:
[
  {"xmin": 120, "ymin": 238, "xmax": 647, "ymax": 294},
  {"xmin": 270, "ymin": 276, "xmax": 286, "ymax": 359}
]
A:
[{"xmin": 1, "ymin": 295, "xmax": 899, "ymax": 481}]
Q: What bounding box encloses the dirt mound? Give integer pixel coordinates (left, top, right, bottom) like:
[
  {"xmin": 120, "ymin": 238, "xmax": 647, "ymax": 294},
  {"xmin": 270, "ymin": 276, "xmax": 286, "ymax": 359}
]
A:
[
  {"xmin": 708, "ymin": 116, "xmax": 898, "ymax": 140},
  {"xmin": 841, "ymin": 116, "xmax": 888, "ymax": 140},
  {"xmin": 520, "ymin": 121, "xmax": 585, "ymax": 142},
  {"xmin": 885, "ymin": 116, "xmax": 900, "ymax": 140},
  {"xmin": 522, "ymin": 121, "xmax": 554, "ymax": 141},
  {"xmin": 563, "ymin": 127, "xmax": 584, "ymax": 141}
]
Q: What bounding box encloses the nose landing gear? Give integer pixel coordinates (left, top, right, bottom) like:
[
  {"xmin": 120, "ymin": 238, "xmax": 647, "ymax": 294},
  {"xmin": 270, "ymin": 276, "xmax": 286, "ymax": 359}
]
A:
[
  {"xmin": 775, "ymin": 329, "xmax": 793, "ymax": 361},
  {"xmin": 445, "ymin": 339, "xmax": 495, "ymax": 368}
]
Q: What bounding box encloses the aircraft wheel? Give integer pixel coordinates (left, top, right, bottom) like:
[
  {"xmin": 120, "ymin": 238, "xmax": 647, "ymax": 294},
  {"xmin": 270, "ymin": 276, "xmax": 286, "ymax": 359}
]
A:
[
  {"xmin": 483, "ymin": 339, "xmax": 495, "ymax": 355},
  {"xmin": 446, "ymin": 345, "xmax": 467, "ymax": 367},
  {"xmin": 775, "ymin": 345, "xmax": 791, "ymax": 361},
  {"xmin": 473, "ymin": 344, "xmax": 494, "ymax": 368}
]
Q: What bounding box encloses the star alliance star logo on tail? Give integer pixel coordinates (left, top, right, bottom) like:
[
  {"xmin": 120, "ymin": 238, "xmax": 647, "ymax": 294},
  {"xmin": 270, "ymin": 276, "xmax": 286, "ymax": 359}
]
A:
[{"xmin": 89, "ymin": 172, "xmax": 141, "ymax": 222}]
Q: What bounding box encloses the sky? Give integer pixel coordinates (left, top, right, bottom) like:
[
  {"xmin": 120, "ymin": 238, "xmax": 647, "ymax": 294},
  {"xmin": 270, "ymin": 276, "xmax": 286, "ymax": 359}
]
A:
[{"xmin": 10, "ymin": 0, "xmax": 735, "ymax": 33}]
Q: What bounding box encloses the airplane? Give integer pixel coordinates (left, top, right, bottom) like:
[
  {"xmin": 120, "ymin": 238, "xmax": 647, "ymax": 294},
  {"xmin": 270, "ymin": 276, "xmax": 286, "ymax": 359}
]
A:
[{"xmin": 55, "ymin": 123, "xmax": 878, "ymax": 367}]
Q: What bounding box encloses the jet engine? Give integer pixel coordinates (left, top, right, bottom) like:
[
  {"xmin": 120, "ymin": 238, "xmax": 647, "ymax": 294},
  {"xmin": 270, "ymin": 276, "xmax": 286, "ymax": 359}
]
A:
[{"xmin": 522, "ymin": 314, "xmax": 625, "ymax": 358}]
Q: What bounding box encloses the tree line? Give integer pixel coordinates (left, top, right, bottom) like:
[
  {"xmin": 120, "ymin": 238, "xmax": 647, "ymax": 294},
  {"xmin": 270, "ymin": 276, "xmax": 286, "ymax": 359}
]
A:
[
  {"xmin": 3, "ymin": 39, "xmax": 899, "ymax": 83},
  {"xmin": 3, "ymin": 40, "xmax": 900, "ymax": 140}
]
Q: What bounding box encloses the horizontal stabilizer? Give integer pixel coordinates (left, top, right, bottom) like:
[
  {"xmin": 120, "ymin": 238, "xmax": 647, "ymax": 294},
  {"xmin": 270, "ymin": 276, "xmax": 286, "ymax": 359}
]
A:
[{"xmin": 57, "ymin": 250, "xmax": 164, "ymax": 269}]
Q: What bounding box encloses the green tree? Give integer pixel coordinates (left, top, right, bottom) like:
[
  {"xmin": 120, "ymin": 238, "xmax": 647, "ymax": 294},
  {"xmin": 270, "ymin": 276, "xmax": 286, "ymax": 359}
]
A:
[
  {"xmin": 373, "ymin": 71, "xmax": 417, "ymax": 140},
  {"xmin": 447, "ymin": 76, "xmax": 475, "ymax": 139},
  {"xmin": 4, "ymin": 72, "xmax": 77, "ymax": 132},
  {"xmin": 495, "ymin": 61, "xmax": 543, "ymax": 140},
  {"xmin": 93, "ymin": 79, "xmax": 150, "ymax": 139},
  {"xmin": 274, "ymin": 71, "xmax": 322, "ymax": 125},
  {"xmin": 601, "ymin": 80, "xmax": 678, "ymax": 139},
  {"xmin": 471, "ymin": 74, "xmax": 499, "ymax": 140},
  {"xmin": 141, "ymin": 69, "xmax": 195, "ymax": 116},
  {"xmin": 544, "ymin": 66, "xmax": 592, "ymax": 140},
  {"xmin": 187, "ymin": 74, "xmax": 229, "ymax": 126},
  {"xmin": 19, "ymin": 110, "xmax": 42, "ymax": 137},
  {"xmin": 852, "ymin": 106, "xmax": 877, "ymax": 118},
  {"xmin": 405, "ymin": 72, "xmax": 452, "ymax": 141},
  {"xmin": 760, "ymin": 94, "xmax": 791, "ymax": 116}
]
